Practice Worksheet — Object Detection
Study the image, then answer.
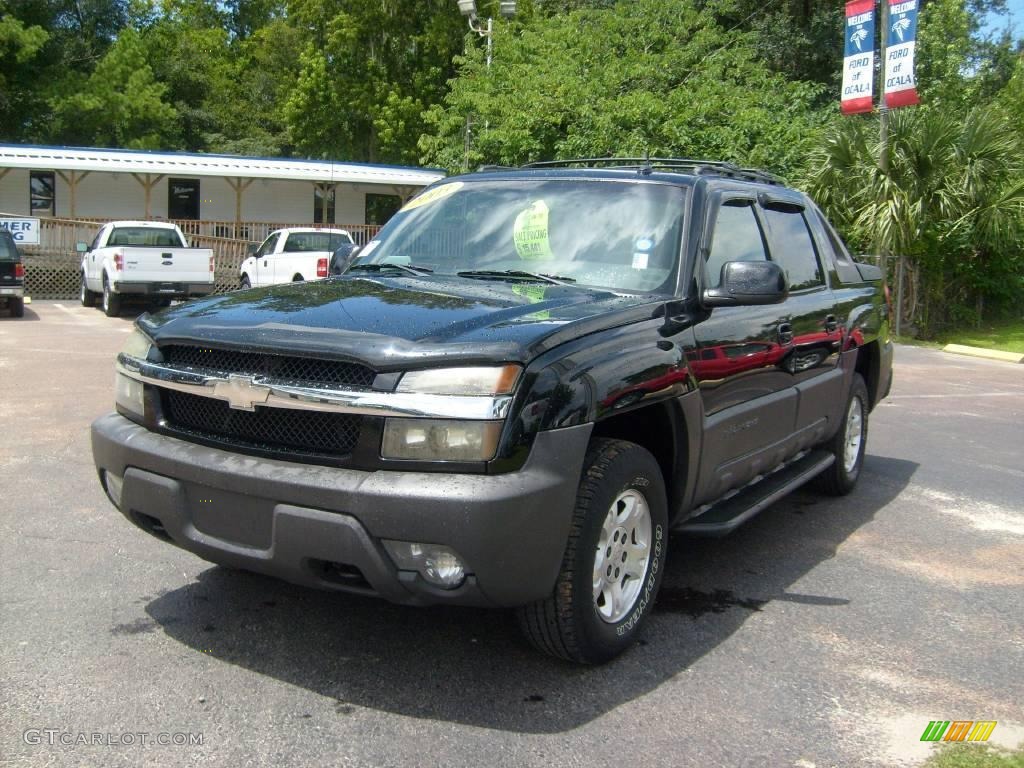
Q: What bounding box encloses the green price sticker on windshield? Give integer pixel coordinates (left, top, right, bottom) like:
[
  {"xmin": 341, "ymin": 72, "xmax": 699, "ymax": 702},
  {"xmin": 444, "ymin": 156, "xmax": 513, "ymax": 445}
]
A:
[{"xmin": 513, "ymin": 200, "xmax": 554, "ymax": 260}]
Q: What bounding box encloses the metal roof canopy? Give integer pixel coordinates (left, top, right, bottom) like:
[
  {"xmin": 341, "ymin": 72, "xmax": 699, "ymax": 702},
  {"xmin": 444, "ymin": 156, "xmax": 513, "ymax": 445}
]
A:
[{"xmin": 0, "ymin": 144, "xmax": 446, "ymax": 187}]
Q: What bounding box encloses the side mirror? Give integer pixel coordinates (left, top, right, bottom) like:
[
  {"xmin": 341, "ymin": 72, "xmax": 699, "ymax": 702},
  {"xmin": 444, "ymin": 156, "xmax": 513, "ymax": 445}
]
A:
[
  {"xmin": 330, "ymin": 243, "xmax": 359, "ymax": 275},
  {"xmin": 246, "ymin": 243, "xmax": 259, "ymax": 256},
  {"xmin": 703, "ymin": 261, "xmax": 788, "ymax": 307},
  {"xmin": 76, "ymin": 242, "xmax": 89, "ymax": 253}
]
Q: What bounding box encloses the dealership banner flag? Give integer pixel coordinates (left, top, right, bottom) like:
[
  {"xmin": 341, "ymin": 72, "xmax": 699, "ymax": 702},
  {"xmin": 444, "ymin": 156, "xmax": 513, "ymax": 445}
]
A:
[
  {"xmin": 841, "ymin": 0, "xmax": 876, "ymax": 114},
  {"xmin": 884, "ymin": 0, "xmax": 921, "ymax": 108}
]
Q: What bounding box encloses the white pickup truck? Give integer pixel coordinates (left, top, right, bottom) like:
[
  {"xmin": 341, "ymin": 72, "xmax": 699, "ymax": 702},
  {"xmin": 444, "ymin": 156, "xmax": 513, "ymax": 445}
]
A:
[
  {"xmin": 239, "ymin": 228, "xmax": 354, "ymax": 288},
  {"xmin": 79, "ymin": 221, "xmax": 215, "ymax": 316}
]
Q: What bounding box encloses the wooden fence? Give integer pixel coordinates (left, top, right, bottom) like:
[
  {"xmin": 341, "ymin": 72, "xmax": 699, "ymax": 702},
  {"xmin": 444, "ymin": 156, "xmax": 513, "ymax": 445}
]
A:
[{"xmin": 3, "ymin": 215, "xmax": 381, "ymax": 299}]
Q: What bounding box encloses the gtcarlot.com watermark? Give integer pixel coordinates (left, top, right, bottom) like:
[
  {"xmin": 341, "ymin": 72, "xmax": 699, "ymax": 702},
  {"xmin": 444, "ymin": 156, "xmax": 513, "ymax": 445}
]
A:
[{"xmin": 23, "ymin": 729, "xmax": 203, "ymax": 747}]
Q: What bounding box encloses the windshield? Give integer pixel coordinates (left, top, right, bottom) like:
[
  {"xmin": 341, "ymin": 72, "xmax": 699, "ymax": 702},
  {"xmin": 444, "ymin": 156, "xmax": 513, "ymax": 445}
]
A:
[
  {"xmin": 107, "ymin": 227, "xmax": 185, "ymax": 247},
  {"xmin": 284, "ymin": 232, "xmax": 352, "ymax": 252},
  {"xmin": 352, "ymin": 179, "xmax": 685, "ymax": 294}
]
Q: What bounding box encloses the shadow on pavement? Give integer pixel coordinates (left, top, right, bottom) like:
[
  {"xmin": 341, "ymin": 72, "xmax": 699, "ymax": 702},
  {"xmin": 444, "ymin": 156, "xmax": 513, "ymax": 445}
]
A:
[
  {"xmin": 0, "ymin": 305, "xmax": 39, "ymax": 321},
  {"xmin": 144, "ymin": 454, "xmax": 917, "ymax": 734}
]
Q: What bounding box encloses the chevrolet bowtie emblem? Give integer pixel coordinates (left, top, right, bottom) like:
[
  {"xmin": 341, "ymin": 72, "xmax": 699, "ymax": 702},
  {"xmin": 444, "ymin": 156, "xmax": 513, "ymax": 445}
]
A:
[{"xmin": 212, "ymin": 374, "xmax": 271, "ymax": 411}]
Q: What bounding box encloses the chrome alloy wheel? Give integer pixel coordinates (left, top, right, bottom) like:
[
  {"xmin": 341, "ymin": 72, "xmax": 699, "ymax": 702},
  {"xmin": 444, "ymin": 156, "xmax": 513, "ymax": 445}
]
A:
[
  {"xmin": 843, "ymin": 395, "xmax": 864, "ymax": 474},
  {"xmin": 593, "ymin": 489, "xmax": 652, "ymax": 623}
]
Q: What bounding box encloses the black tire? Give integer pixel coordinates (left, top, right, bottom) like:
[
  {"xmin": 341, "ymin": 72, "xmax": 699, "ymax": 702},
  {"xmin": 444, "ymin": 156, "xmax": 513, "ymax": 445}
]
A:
[
  {"xmin": 9, "ymin": 297, "xmax": 24, "ymax": 317},
  {"xmin": 101, "ymin": 275, "xmax": 121, "ymax": 317},
  {"xmin": 80, "ymin": 272, "xmax": 95, "ymax": 307},
  {"xmin": 292, "ymin": 274, "xmax": 304, "ymax": 282},
  {"xmin": 814, "ymin": 373, "xmax": 869, "ymax": 496},
  {"xmin": 517, "ymin": 438, "xmax": 668, "ymax": 664},
  {"xmin": 240, "ymin": 275, "xmax": 251, "ymax": 290}
]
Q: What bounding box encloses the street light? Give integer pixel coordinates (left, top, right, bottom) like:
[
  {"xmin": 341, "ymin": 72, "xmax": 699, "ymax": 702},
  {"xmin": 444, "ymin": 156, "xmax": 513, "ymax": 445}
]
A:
[{"xmin": 456, "ymin": 1, "xmax": 516, "ymax": 68}]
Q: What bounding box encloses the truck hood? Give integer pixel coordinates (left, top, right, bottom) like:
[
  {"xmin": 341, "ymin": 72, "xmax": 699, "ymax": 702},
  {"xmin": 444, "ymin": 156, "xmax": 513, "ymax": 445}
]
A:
[{"xmin": 139, "ymin": 274, "xmax": 664, "ymax": 369}]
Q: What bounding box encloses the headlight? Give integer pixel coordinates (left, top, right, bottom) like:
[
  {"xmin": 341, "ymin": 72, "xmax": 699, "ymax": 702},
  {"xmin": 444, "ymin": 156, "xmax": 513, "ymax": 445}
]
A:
[
  {"xmin": 381, "ymin": 419, "xmax": 502, "ymax": 461},
  {"xmin": 115, "ymin": 372, "xmax": 145, "ymax": 419},
  {"xmin": 121, "ymin": 328, "xmax": 153, "ymax": 360},
  {"xmin": 397, "ymin": 365, "xmax": 521, "ymax": 395}
]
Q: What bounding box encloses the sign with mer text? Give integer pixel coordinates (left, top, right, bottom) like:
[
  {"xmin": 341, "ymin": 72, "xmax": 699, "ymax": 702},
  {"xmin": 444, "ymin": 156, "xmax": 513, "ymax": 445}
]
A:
[{"xmin": 0, "ymin": 217, "xmax": 41, "ymax": 245}]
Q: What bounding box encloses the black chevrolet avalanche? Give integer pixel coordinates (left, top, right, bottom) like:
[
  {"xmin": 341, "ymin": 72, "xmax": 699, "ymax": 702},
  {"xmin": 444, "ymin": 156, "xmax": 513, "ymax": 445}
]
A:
[{"xmin": 92, "ymin": 159, "xmax": 893, "ymax": 663}]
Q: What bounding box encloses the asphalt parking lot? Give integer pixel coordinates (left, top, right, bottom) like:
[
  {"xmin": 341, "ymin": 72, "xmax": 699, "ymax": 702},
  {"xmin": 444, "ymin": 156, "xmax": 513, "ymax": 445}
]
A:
[{"xmin": 1, "ymin": 301, "xmax": 1022, "ymax": 768}]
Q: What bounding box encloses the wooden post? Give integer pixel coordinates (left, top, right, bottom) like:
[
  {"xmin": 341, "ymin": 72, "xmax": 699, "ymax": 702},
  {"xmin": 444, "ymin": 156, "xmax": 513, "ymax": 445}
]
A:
[
  {"xmin": 130, "ymin": 173, "xmax": 165, "ymax": 219},
  {"xmin": 225, "ymin": 177, "xmax": 254, "ymax": 237},
  {"xmin": 55, "ymin": 170, "xmax": 91, "ymax": 219}
]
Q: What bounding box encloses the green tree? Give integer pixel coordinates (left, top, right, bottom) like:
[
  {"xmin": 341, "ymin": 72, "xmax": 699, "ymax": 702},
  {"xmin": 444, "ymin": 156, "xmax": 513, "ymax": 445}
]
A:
[
  {"xmin": 284, "ymin": 0, "xmax": 465, "ymax": 163},
  {"xmin": 421, "ymin": 0, "xmax": 828, "ymax": 175},
  {"xmin": 0, "ymin": 2, "xmax": 48, "ymax": 136},
  {"xmin": 49, "ymin": 27, "xmax": 181, "ymax": 148},
  {"xmin": 803, "ymin": 106, "xmax": 1024, "ymax": 334}
]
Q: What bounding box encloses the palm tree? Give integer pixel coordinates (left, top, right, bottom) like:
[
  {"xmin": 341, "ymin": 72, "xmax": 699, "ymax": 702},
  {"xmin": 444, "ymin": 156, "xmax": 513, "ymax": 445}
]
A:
[{"xmin": 801, "ymin": 105, "xmax": 1024, "ymax": 336}]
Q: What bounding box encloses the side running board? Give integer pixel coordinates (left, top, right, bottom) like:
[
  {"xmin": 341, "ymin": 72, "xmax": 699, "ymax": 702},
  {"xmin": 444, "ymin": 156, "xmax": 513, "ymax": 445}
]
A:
[{"xmin": 674, "ymin": 450, "xmax": 835, "ymax": 537}]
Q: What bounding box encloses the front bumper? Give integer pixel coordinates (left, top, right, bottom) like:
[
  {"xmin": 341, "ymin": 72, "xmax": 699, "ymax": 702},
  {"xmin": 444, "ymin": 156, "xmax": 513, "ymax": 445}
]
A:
[
  {"xmin": 113, "ymin": 281, "xmax": 215, "ymax": 298},
  {"xmin": 92, "ymin": 413, "xmax": 591, "ymax": 607}
]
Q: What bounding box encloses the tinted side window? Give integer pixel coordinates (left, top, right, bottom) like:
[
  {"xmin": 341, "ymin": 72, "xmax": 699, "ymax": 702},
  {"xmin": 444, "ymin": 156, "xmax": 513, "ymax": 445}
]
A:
[
  {"xmin": 257, "ymin": 233, "xmax": 279, "ymax": 257},
  {"xmin": 0, "ymin": 232, "xmax": 18, "ymax": 260},
  {"xmin": 762, "ymin": 208, "xmax": 824, "ymax": 290},
  {"xmin": 705, "ymin": 202, "xmax": 767, "ymax": 288},
  {"xmin": 812, "ymin": 208, "xmax": 863, "ymax": 284}
]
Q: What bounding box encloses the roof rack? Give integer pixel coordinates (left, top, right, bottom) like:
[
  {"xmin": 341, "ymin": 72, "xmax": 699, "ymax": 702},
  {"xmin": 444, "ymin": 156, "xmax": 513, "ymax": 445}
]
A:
[{"xmin": 519, "ymin": 157, "xmax": 785, "ymax": 186}]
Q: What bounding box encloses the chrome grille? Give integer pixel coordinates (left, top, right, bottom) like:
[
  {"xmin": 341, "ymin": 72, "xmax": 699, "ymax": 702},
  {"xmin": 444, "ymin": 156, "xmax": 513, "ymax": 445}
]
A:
[{"xmin": 160, "ymin": 345, "xmax": 375, "ymax": 390}]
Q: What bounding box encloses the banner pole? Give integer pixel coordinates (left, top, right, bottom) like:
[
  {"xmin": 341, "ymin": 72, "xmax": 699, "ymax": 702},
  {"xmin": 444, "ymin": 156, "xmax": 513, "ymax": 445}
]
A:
[{"xmin": 878, "ymin": 0, "xmax": 898, "ymax": 333}]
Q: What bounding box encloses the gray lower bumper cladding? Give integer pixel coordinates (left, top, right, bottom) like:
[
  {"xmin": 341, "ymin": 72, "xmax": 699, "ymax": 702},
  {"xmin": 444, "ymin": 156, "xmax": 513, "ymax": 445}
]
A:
[{"xmin": 92, "ymin": 413, "xmax": 591, "ymax": 607}]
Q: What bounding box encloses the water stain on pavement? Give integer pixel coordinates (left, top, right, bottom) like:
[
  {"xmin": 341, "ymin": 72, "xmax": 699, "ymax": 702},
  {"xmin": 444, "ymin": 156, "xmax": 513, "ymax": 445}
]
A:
[{"xmin": 655, "ymin": 587, "xmax": 766, "ymax": 618}]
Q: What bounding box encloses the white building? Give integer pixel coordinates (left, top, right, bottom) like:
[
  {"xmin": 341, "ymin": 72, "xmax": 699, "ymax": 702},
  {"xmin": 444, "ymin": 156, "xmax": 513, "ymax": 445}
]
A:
[{"xmin": 0, "ymin": 144, "xmax": 445, "ymax": 236}]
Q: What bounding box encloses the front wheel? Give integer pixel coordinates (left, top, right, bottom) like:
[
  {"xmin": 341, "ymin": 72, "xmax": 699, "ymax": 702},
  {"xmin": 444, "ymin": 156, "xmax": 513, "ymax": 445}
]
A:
[
  {"xmin": 517, "ymin": 438, "xmax": 668, "ymax": 664},
  {"xmin": 814, "ymin": 373, "xmax": 869, "ymax": 496}
]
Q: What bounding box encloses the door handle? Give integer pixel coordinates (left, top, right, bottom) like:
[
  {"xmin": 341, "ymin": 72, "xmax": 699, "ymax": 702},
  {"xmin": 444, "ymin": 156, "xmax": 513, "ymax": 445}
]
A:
[
  {"xmin": 263, "ymin": 260, "xmax": 268, "ymax": 267},
  {"xmin": 825, "ymin": 315, "xmax": 839, "ymax": 333},
  {"xmin": 778, "ymin": 322, "xmax": 794, "ymax": 345}
]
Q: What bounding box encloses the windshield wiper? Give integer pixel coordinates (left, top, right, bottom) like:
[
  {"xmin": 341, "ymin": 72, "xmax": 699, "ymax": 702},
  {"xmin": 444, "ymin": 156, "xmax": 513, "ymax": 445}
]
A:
[
  {"xmin": 456, "ymin": 269, "xmax": 576, "ymax": 285},
  {"xmin": 347, "ymin": 262, "xmax": 433, "ymax": 276}
]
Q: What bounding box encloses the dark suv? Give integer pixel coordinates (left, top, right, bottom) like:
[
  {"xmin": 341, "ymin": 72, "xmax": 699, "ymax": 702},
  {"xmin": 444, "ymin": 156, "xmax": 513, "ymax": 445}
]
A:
[
  {"xmin": 92, "ymin": 159, "xmax": 893, "ymax": 663},
  {"xmin": 0, "ymin": 229, "xmax": 25, "ymax": 318}
]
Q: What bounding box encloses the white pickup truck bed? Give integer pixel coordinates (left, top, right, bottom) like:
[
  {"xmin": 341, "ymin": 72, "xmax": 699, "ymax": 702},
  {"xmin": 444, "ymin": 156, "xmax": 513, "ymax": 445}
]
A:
[
  {"xmin": 240, "ymin": 228, "xmax": 353, "ymax": 288},
  {"xmin": 80, "ymin": 221, "xmax": 215, "ymax": 316}
]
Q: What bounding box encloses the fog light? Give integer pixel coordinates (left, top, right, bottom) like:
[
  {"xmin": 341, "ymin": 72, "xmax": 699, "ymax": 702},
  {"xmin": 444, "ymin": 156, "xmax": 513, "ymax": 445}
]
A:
[
  {"xmin": 103, "ymin": 470, "xmax": 124, "ymax": 508},
  {"xmin": 382, "ymin": 540, "xmax": 467, "ymax": 589}
]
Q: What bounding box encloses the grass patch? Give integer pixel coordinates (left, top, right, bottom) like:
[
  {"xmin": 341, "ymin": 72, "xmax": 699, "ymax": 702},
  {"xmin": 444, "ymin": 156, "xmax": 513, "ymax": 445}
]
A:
[
  {"xmin": 937, "ymin": 319, "xmax": 1024, "ymax": 354},
  {"xmin": 923, "ymin": 743, "xmax": 1024, "ymax": 768}
]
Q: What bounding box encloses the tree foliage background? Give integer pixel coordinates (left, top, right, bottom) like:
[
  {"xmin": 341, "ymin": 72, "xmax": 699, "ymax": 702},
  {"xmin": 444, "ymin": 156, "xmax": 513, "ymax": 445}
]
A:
[{"xmin": 0, "ymin": 0, "xmax": 1021, "ymax": 331}]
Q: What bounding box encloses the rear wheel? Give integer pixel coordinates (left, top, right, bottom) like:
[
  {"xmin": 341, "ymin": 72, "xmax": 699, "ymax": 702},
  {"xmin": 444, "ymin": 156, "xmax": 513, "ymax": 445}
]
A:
[
  {"xmin": 292, "ymin": 274, "xmax": 304, "ymax": 282},
  {"xmin": 80, "ymin": 272, "xmax": 95, "ymax": 307},
  {"xmin": 9, "ymin": 297, "xmax": 24, "ymax": 317},
  {"xmin": 240, "ymin": 275, "xmax": 251, "ymax": 290},
  {"xmin": 517, "ymin": 438, "xmax": 668, "ymax": 664},
  {"xmin": 101, "ymin": 275, "xmax": 121, "ymax": 317},
  {"xmin": 814, "ymin": 373, "xmax": 869, "ymax": 496}
]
